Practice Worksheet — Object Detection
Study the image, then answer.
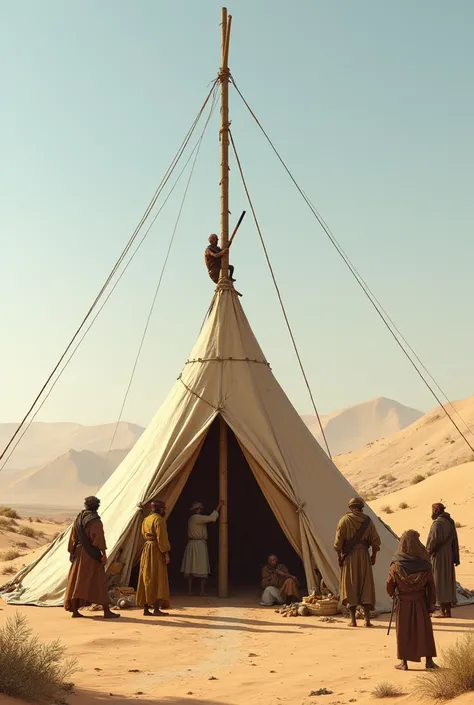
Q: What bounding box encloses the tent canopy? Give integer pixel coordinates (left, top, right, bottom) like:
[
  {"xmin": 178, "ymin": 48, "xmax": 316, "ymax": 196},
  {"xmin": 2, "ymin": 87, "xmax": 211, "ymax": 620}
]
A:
[{"xmin": 2, "ymin": 287, "xmax": 400, "ymax": 610}]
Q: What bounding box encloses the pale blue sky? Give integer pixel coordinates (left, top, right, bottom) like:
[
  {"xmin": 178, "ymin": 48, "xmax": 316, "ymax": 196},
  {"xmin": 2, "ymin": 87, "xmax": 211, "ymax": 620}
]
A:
[{"xmin": 1, "ymin": 0, "xmax": 473, "ymax": 428}]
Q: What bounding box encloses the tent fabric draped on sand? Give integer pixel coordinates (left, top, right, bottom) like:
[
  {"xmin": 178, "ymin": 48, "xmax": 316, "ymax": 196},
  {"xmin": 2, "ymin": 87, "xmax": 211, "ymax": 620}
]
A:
[{"xmin": 3, "ymin": 287, "xmax": 403, "ymax": 610}]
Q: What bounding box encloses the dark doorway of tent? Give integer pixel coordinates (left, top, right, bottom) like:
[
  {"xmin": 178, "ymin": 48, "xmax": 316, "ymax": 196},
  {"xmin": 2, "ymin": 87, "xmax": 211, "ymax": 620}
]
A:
[{"xmin": 130, "ymin": 416, "xmax": 304, "ymax": 600}]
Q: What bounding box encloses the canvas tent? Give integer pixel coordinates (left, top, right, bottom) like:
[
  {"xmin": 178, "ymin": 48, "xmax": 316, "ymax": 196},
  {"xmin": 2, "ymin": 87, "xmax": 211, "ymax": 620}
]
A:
[{"xmin": 2, "ymin": 286, "xmax": 401, "ymax": 610}]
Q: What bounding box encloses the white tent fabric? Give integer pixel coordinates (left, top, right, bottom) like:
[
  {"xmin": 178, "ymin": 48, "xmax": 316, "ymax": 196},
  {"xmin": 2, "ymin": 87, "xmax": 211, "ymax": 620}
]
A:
[{"xmin": 2, "ymin": 287, "xmax": 407, "ymax": 609}]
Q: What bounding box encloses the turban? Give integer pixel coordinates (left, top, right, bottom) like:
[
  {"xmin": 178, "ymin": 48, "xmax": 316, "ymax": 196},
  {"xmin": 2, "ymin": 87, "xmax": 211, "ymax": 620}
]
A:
[
  {"xmin": 190, "ymin": 501, "xmax": 204, "ymax": 512},
  {"xmin": 432, "ymin": 503, "xmax": 445, "ymax": 513},
  {"xmin": 348, "ymin": 497, "xmax": 364, "ymax": 509}
]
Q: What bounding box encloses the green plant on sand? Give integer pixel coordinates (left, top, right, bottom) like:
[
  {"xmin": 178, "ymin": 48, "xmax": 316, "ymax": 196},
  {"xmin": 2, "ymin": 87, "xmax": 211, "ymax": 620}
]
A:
[
  {"xmin": 0, "ymin": 612, "xmax": 77, "ymax": 704},
  {"xmin": 416, "ymin": 631, "xmax": 474, "ymax": 701}
]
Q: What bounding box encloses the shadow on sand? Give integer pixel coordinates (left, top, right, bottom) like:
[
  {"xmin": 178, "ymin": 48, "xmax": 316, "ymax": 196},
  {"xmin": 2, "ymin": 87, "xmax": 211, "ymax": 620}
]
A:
[{"xmin": 72, "ymin": 693, "xmax": 234, "ymax": 705}]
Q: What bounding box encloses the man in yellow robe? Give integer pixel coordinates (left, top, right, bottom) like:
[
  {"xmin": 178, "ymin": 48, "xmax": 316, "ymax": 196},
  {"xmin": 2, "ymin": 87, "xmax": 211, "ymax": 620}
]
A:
[
  {"xmin": 334, "ymin": 497, "xmax": 381, "ymax": 628},
  {"xmin": 137, "ymin": 500, "xmax": 171, "ymax": 617}
]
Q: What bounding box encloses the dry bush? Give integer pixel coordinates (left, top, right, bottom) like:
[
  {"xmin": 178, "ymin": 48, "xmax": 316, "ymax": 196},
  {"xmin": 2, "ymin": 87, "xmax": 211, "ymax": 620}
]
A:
[
  {"xmin": 0, "ymin": 549, "xmax": 21, "ymax": 561},
  {"xmin": 35, "ymin": 517, "xmax": 43, "ymax": 523},
  {"xmin": 411, "ymin": 474, "xmax": 425, "ymax": 485},
  {"xmin": 385, "ymin": 474, "xmax": 396, "ymax": 483},
  {"xmin": 362, "ymin": 492, "xmax": 378, "ymax": 502},
  {"xmin": 0, "ymin": 507, "xmax": 20, "ymax": 519},
  {"xmin": 372, "ymin": 681, "xmax": 405, "ymax": 698},
  {"xmin": 2, "ymin": 564, "xmax": 17, "ymax": 575},
  {"xmin": 20, "ymin": 526, "xmax": 39, "ymax": 539},
  {"xmin": 0, "ymin": 612, "xmax": 77, "ymax": 704},
  {"xmin": 416, "ymin": 631, "xmax": 474, "ymax": 701},
  {"xmin": 14, "ymin": 541, "xmax": 28, "ymax": 548},
  {"xmin": 398, "ymin": 501, "xmax": 409, "ymax": 510},
  {"xmin": 455, "ymin": 521, "xmax": 464, "ymax": 529},
  {"xmin": 381, "ymin": 505, "xmax": 394, "ymax": 514}
]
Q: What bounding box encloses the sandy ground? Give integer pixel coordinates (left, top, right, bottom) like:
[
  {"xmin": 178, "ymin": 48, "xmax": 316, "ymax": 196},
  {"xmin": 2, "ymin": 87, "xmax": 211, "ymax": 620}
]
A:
[
  {"xmin": 2, "ymin": 596, "xmax": 474, "ymax": 705},
  {"xmin": 2, "ymin": 448, "xmax": 474, "ymax": 703}
]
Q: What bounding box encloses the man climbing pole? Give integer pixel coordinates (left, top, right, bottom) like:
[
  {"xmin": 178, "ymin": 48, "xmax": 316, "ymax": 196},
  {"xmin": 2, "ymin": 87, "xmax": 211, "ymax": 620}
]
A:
[{"xmin": 204, "ymin": 233, "xmax": 236, "ymax": 283}]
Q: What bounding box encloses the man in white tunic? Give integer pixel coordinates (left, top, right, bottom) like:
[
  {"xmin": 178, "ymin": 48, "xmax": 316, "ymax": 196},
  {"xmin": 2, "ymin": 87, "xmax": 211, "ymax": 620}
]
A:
[{"xmin": 181, "ymin": 500, "xmax": 223, "ymax": 596}]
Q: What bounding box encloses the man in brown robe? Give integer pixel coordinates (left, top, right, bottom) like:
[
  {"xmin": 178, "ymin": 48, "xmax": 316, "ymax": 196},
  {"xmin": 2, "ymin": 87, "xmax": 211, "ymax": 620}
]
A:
[
  {"xmin": 387, "ymin": 530, "xmax": 437, "ymax": 671},
  {"xmin": 426, "ymin": 502, "xmax": 460, "ymax": 617},
  {"xmin": 334, "ymin": 497, "xmax": 381, "ymax": 627},
  {"xmin": 260, "ymin": 554, "xmax": 299, "ymax": 605},
  {"xmin": 136, "ymin": 500, "xmax": 171, "ymax": 617},
  {"xmin": 64, "ymin": 496, "xmax": 118, "ymax": 619},
  {"xmin": 204, "ymin": 234, "xmax": 235, "ymax": 283}
]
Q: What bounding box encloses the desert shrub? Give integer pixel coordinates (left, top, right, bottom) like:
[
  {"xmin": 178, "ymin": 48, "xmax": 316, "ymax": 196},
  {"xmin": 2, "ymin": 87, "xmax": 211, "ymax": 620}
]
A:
[
  {"xmin": 20, "ymin": 526, "xmax": 38, "ymax": 539},
  {"xmin": 455, "ymin": 521, "xmax": 464, "ymax": 529},
  {"xmin": 2, "ymin": 564, "xmax": 17, "ymax": 575},
  {"xmin": 0, "ymin": 612, "xmax": 77, "ymax": 704},
  {"xmin": 385, "ymin": 474, "xmax": 396, "ymax": 483},
  {"xmin": 361, "ymin": 492, "xmax": 378, "ymax": 502},
  {"xmin": 411, "ymin": 474, "xmax": 425, "ymax": 485},
  {"xmin": 398, "ymin": 502, "xmax": 409, "ymax": 510},
  {"xmin": 0, "ymin": 549, "xmax": 21, "ymax": 561},
  {"xmin": 35, "ymin": 518, "xmax": 43, "ymax": 523},
  {"xmin": 14, "ymin": 541, "xmax": 28, "ymax": 549},
  {"xmin": 0, "ymin": 507, "xmax": 20, "ymax": 519},
  {"xmin": 372, "ymin": 681, "xmax": 405, "ymax": 698},
  {"xmin": 379, "ymin": 474, "xmax": 387, "ymax": 480},
  {"xmin": 416, "ymin": 631, "xmax": 474, "ymax": 701},
  {"xmin": 381, "ymin": 505, "xmax": 393, "ymax": 514}
]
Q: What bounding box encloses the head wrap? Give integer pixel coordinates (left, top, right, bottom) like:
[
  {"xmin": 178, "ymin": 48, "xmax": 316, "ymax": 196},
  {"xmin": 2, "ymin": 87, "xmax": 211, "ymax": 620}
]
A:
[
  {"xmin": 190, "ymin": 501, "xmax": 204, "ymax": 513},
  {"xmin": 208, "ymin": 234, "xmax": 218, "ymax": 243},
  {"xmin": 392, "ymin": 529, "xmax": 431, "ymax": 575},
  {"xmin": 151, "ymin": 500, "xmax": 165, "ymax": 513},
  {"xmin": 348, "ymin": 497, "xmax": 364, "ymax": 509},
  {"xmin": 84, "ymin": 496, "xmax": 100, "ymax": 511},
  {"xmin": 432, "ymin": 503, "xmax": 445, "ymax": 513}
]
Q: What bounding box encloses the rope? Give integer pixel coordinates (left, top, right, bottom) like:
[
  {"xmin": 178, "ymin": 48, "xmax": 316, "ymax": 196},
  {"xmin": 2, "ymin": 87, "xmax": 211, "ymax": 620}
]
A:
[
  {"xmin": 228, "ymin": 129, "xmax": 332, "ymax": 459},
  {"xmin": 184, "ymin": 357, "xmax": 270, "ymax": 367},
  {"xmin": 102, "ymin": 88, "xmax": 218, "ymax": 478},
  {"xmin": 0, "ymin": 82, "xmax": 218, "ymax": 472},
  {"xmin": 230, "ymin": 77, "xmax": 474, "ymax": 454}
]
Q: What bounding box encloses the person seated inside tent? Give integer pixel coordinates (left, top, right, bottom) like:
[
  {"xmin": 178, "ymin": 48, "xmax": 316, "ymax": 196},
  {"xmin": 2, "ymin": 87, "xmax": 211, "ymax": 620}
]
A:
[
  {"xmin": 260, "ymin": 554, "xmax": 299, "ymax": 606},
  {"xmin": 205, "ymin": 234, "xmax": 235, "ymax": 283},
  {"xmin": 181, "ymin": 500, "xmax": 223, "ymax": 596}
]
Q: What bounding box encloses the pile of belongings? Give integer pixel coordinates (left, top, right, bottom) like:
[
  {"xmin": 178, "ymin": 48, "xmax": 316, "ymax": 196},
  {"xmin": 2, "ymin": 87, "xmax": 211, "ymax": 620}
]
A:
[{"xmin": 108, "ymin": 586, "xmax": 136, "ymax": 609}]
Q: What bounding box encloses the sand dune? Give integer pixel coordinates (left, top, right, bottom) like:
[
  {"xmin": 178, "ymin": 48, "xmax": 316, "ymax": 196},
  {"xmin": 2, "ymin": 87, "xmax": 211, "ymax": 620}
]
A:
[
  {"xmin": 336, "ymin": 395, "xmax": 474, "ymax": 499},
  {"xmin": 0, "ymin": 449, "xmax": 129, "ymax": 507},
  {"xmin": 0, "ymin": 422, "xmax": 144, "ymax": 471},
  {"xmin": 303, "ymin": 396, "xmax": 422, "ymax": 455}
]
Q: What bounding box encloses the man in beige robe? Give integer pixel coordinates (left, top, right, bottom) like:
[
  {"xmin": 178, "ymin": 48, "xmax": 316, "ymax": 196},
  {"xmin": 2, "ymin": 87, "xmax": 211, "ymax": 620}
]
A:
[
  {"xmin": 181, "ymin": 500, "xmax": 223, "ymax": 596},
  {"xmin": 334, "ymin": 497, "xmax": 381, "ymax": 627},
  {"xmin": 426, "ymin": 502, "xmax": 460, "ymax": 617}
]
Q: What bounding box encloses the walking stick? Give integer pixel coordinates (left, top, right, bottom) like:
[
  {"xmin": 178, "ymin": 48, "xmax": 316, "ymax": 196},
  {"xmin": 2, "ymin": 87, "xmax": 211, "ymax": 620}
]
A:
[
  {"xmin": 387, "ymin": 591, "xmax": 398, "ymax": 636},
  {"xmin": 228, "ymin": 210, "xmax": 246, "ymax": 247}
]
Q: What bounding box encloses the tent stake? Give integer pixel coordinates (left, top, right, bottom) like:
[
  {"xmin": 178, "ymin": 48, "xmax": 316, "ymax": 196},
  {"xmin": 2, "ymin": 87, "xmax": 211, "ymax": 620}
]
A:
[{"xmin": 218, "ymin": 415, "xmax": 229, "ymax": 597}]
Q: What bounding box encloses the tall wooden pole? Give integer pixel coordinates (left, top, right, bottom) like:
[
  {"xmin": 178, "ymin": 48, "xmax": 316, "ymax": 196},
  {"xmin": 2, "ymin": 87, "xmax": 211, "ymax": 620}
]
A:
[
  {"xmin": 219, "ymin": 6, "xmax": 231, "ymax": 280},
  {"xmin": 218, "ymin": 7, "xmax": 231, "ymax": 599}
]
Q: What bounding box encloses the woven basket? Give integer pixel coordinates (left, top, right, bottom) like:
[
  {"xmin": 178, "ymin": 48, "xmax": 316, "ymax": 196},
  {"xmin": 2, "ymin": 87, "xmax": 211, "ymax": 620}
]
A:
[{"xmin": 306, "ymin": 599, "xmax": 340, "ymax": 616}]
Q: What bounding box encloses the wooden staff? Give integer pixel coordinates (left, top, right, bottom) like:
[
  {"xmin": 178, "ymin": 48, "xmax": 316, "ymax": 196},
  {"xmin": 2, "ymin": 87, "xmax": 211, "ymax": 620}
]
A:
[{"xmin": 228, "ymin": 210, "xmax": 246, "ymax": 248}]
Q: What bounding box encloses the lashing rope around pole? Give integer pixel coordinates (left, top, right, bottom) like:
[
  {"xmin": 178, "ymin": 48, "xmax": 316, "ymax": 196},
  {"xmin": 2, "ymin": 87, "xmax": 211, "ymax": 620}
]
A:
[
  {"xmin": 0, "ymin": 81, "xmax": 219, "ymax": 472},
  {"xmin": 102, "ymin": 89, "xmax": 219, "ymax": 483},
  {"xmin": 228, "ymin": 129, "xmax": 332, "ymax": 459},
  {"xmin": 230, "ymin": 76, "xmax": 474, "ymax": 455}
]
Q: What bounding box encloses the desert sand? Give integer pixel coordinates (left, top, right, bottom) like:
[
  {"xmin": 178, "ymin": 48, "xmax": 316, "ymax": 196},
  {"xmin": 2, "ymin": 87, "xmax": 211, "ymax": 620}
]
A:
[{"xmin": 2, "ymin": 460, "xmax": 474, "ymax": 705}]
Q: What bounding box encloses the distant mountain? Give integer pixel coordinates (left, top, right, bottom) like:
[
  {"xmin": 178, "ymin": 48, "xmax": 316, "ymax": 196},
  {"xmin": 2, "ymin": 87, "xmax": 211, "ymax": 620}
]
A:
[
  {"xmin": 0, "ymin": 421, "xmax": 144, "ymax": 470},
  {"xmin": 302, "ymin": 397, "xmax": 423, "ymax": 456},
  {"xmin": 0, "ymin": 448, "xmax": 130, "ymax": 506},
  {"xmin": 336, "ymin": 395, "xmax": 474, "ymax": 498}
]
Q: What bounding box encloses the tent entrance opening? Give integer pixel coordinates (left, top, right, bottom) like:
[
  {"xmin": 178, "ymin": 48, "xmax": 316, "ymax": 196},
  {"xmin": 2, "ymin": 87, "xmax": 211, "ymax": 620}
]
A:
[{"xmin": 165, "ymin": 417, "xmax": 304, "ymax": 594}]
